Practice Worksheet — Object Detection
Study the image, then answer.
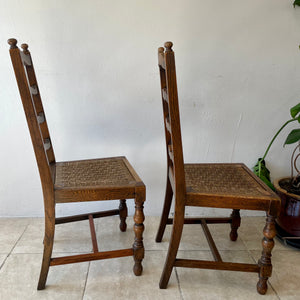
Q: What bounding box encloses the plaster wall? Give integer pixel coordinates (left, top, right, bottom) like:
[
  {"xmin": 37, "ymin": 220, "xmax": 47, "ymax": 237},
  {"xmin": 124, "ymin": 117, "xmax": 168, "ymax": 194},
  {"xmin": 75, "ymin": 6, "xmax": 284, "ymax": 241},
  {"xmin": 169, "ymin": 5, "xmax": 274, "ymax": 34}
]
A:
[{"xmin": 0, "ymin": 0, "xmax": 300, "ymax": 217}]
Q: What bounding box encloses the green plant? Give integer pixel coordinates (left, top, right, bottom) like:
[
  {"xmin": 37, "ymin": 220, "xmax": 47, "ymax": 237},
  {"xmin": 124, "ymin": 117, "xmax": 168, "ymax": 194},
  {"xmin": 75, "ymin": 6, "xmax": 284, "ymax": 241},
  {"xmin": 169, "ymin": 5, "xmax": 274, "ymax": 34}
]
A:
[
  {"xmin": 253, "ymin": 103, "xmax": 300, "ymax": 190},
  {"xmin": 294, "ymin": 0, "xmax": 300, "ymax": 7}
]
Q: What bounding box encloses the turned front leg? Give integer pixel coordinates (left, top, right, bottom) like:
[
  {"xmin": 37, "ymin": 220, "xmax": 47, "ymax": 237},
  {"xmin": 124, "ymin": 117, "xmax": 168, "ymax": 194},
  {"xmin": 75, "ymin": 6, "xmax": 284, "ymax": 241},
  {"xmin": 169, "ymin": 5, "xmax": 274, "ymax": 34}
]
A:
[
  {"xmin": 133, "ymin": 185, "xmax": 145, "ymax": 276},
  {"xmin": 257, "ymin": 214, "xmax": 276, "ymax": 295}
]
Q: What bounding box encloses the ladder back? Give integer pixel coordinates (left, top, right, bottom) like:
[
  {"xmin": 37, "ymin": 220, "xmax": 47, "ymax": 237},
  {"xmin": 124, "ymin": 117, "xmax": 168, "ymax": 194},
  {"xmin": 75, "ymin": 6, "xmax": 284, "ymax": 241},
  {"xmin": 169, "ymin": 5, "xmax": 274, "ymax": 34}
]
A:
[
  {"xmin": 8, "ymin": 39, "xmax": 55, "ymax": 186},
  {"xmin": 158, "ymin": 42, "xmax": 185, "ymax": 197}
]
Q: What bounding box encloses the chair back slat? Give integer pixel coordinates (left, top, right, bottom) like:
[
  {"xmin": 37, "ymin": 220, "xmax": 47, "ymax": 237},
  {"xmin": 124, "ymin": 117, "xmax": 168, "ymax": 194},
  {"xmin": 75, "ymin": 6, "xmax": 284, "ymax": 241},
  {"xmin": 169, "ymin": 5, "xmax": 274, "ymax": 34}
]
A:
[
  {"xmin": 32, "ymin": 94, "xmax": 44, "ymax": 114},
  {"xmin": 158, "ymin": 43, "xmax": 186, "ymax": 198},
  {"xmin": 8, "ymin": 39, "xmax": 55, "ymax": 189},
  {"xmin": 22, "ymin": 44, "xmax": 55, "ymax": 165}
]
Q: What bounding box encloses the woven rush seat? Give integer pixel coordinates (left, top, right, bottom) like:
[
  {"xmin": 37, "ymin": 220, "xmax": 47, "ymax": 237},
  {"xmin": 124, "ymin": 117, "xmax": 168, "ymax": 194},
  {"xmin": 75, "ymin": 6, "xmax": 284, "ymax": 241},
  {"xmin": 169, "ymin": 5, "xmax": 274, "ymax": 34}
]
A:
[
  {"xmin": 185, "ymin": 163, "xmax": 272, "ymax": 198},
  {"xmin": 55, "ymin": 157, "xmax": 137, "ymax": 188}
]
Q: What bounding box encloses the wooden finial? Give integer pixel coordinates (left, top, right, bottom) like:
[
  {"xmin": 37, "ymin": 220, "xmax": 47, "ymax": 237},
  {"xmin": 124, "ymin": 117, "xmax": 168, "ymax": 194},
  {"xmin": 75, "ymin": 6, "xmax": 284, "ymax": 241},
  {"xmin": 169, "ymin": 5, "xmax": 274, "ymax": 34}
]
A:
[
  {"xmin": 158, "ymin": 47, "xmax": 164, "ymax": 54},
  {"xmin": 164, "ymin": 41, "xmax": 173, "ymax": 52},
  {"xmin": 21, "ymin": 43, "xmax": 29, "ymax": 54},
  {"xmin": 8, "ymin": 38, "xmax": 18, "ymax": 49}
]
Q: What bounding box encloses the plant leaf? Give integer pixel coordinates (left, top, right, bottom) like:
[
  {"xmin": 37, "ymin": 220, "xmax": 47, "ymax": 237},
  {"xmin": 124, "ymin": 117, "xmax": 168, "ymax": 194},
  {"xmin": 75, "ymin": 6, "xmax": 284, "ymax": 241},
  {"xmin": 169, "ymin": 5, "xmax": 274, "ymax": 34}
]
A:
[
  {"xmin": 290, "ymin": 103, "xmax": 300, "ymax": 118},
  {"xmin": 259, "ymin": 174, "xmax": 276, "ymax": 191},
  {"xmin": 253, "ymin": 159, "xmax": 275, "ymax": 191},
  {"xmin": 294, "ymin": 0, "xmax": 300, "ymax": 7},
  {"xmin": 284, "ymin": 129, "xmax": 300, "ymax": 145}
]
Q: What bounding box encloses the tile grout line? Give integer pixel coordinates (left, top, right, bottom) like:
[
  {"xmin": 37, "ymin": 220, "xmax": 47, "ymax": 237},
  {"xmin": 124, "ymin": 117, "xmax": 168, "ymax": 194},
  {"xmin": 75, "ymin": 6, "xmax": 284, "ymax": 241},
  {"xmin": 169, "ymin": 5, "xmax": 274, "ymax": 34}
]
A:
[
  {"xmin": 0, "ymin": 254, "xmax": 8, "ymax": 271},
  {"xmin": 268, "ymin": 281, "xmax": 280, "ymax": 299},
  {"xmin": 0, "ymin": 223, "xmax": 29, "ymax": 270},
  {"xmin": 81, "ymin": 261, "xmax": 91, "ymax": 300},
  {"xmin": 174, "ymin": 267, "xmax": 185, "ymax": 300}
]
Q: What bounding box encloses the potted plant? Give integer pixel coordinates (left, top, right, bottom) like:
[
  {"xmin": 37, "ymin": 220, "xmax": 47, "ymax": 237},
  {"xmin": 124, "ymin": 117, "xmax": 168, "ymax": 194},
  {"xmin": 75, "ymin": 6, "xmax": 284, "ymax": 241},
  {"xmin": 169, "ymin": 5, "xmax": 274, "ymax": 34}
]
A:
[
  {"xmin": 254, "ymin": 103, "xmax": 300, "ymax": 247},
  {"xmin": 253, "ymin": 2, "xmax": 300, "ymax": 246}
]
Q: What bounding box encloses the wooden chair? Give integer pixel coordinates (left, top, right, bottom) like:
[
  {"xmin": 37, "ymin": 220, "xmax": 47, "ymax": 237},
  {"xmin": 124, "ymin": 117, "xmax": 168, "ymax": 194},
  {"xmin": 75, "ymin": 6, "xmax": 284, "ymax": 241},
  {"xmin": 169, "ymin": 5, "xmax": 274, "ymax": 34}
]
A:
[
  {"xmin": 8, "ymin": 38, "xmax": 145, "ymax": 290},
  {"xmin": 156, "ymin": 41, "xmax": 280, "ymax": 295}
]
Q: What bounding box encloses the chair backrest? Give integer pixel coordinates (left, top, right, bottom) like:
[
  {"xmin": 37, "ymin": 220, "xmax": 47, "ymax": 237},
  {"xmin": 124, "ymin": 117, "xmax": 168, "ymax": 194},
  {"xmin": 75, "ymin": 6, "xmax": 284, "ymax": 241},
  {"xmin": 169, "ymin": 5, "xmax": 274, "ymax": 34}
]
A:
[
  {"xmin": 158, "ymin": 42, "xmax": 186, "ymax": 198},
  {"xmin": 8, "ymin": 39, "xmax": 55, "ymax": 196}
]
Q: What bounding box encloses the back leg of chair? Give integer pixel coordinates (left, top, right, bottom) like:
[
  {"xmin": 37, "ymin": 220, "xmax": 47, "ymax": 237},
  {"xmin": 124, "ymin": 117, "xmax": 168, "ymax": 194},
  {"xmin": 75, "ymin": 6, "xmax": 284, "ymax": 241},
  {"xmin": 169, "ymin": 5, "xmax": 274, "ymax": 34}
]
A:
[
  {"xmin": 119, "ymin": 199, "xmax": 127, "ymax": 232},
  {"xmin": 37, "ymin": 214, "xmax": 55, "ymax": 290},
  {"xmin": 230, "ymin": 209, "xmax": 241, "ymax": 241},
  {"xmin": 156, "ymin": 177, "xmax": 173, "ymax": 242},
  {"xmin": 159, "ymin": 197, "xmax": 185, "ymax": 289}
]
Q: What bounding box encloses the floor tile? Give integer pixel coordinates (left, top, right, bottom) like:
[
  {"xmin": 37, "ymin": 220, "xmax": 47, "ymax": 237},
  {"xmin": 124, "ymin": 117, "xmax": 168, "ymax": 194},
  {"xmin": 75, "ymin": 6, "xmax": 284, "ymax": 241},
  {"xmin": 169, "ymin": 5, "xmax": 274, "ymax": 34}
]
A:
[
  {"xmin": 1, "ymin": 216, "xmax": 299, "ymax": 299},
  {"xmin": 239, "ymin": 217, "xmax": 267, "ymax": 251},
  {"xmin": 83, "ymin": 250, "xmax": 181, "ymax": 300},
  {"xmin": 0, "ymin": 218, "xmax": 29, "ymax": 253},
  {"xmin": 97, "ymin": 216, "xmax": 210, "ymax": 251},
  {"xmin": 13, "ymin": 218, "xmax": 94, "ymax": 254},
  {"xmin": 208, "ymin": 223, "xmax": 247, "ymax": 250},
  {"xmin": 0, "ymin": 218, "xmax": 32, "ymax": 227},
  {"xmin": 154, "ymin": 218, "xmax": 247, "ymax": 251},
  {"xmin": 96, "ymin": 216, "xmax": 135, "ymax": 251},
  {"xmin": 95, "ymin": 216, "xmax": 182, "ymax": 251},
  {"xmin": 153, "ymin": 216, "xmax": 289, "ymax": 252},
  {"xmin": 0, "ymin": 253, "xmax": 88, "ymax": 300},
  {"xmin": 12, "ymin": 222, "xmax": 44, "ymax": 254},
  {"xmin": 240, "ymin": 217, "xmax": 287, "ymax": 251},
  {"xmin": 176, "ymin": 250, "xmax": 278, "ymax": 299},
  {"xmin": 54, "ymin": 221, "xmax": 95, "ymax": 253},
  {"xmin": 143, "ymin": 216, "xmax": 171, "ymax": 250}
]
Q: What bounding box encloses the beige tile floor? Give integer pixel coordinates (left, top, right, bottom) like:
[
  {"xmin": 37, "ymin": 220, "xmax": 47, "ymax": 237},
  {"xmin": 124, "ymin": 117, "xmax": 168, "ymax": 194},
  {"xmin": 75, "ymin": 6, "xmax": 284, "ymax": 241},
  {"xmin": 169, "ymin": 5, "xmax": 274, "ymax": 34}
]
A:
[{"xmin": 0, "ymin": 216, "xmax": 299, "ymax": 299}]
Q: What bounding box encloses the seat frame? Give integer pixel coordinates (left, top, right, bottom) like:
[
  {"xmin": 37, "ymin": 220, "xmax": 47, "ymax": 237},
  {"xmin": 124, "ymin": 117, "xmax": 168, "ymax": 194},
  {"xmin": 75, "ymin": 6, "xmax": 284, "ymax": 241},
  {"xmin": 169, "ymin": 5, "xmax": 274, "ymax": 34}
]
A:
[
  {"xmin": 8, "ymin": 39, "xmax": 145, "ymax": 290},
  {"xmin": 155, "ymin": 41, "xmax": 280, "ymax": 295}
]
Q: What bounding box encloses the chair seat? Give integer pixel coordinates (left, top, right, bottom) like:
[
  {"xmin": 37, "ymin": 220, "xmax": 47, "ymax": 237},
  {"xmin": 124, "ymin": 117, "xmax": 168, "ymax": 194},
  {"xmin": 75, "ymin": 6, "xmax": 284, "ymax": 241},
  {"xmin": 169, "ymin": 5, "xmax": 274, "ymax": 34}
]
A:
[
  {"xmin": 185, "ymin": 163, "xmax": 279, "ymax": 210},
  {"xmin": 54, "ymin": 156, "xmax": 141, "ymax": 202}
]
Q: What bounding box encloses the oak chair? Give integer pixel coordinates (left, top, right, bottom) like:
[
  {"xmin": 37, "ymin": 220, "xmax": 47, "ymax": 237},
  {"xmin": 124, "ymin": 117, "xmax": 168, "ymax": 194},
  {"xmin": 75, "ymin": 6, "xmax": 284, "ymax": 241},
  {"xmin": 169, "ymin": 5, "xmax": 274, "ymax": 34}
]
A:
[
  {"xmin": 8, "ymin": 38, "xmax": 145, "ymax": 290},
  {"xmin": 156, "ymin": 41, "xmax": 280, "ymax": 295}
]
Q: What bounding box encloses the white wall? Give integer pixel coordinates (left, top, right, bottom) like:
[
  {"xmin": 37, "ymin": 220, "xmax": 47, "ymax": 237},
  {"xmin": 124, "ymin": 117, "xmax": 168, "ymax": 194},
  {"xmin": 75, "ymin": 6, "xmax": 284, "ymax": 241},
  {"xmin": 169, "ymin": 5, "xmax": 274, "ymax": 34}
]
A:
[{"xmin": 0, "ymin": 0, "xmax": 299, "ymax": 217}]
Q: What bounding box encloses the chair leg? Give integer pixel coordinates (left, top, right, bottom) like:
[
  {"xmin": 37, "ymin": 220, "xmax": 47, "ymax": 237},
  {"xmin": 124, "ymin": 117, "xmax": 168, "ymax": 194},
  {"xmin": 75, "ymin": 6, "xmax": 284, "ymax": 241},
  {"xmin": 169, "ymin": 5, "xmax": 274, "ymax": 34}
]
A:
[
  {"xmin": 37, "ymin": 215, "xmax": 55, "ymax": 290},
  {"xmin": 257, "ymin": 214, "xmax": 276, "ymax": 295},
  {"xmin": 230, "ymin": 209, "xmax": 241, "ymax": 241},
  {"xmin": 156, "ymin": 178, "xmax": 173, "ymax": 242},
  {"xmin": 119, "ymin": 199, "xmax": 127, "ymax": 232},
  {"xmin": 133, "ymin": 185, "xmax": 145, "ymax": 276},
  {"xmin": 159, "ymin": 198, "xmax": 185, "ymax": 289}
]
